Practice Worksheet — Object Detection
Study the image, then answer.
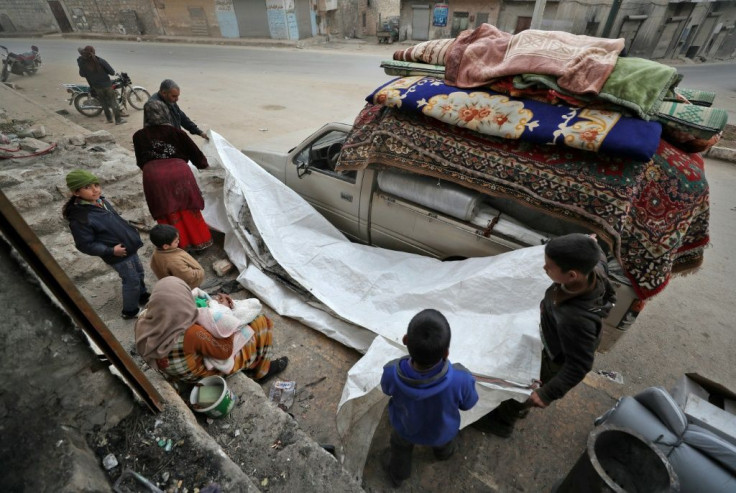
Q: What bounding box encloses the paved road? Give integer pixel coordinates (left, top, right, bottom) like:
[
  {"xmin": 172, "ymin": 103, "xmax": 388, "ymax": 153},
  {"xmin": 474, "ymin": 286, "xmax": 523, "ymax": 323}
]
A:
[{"xmin": 1, "ymin": 36, "xmax": 398, "ymax": 151}]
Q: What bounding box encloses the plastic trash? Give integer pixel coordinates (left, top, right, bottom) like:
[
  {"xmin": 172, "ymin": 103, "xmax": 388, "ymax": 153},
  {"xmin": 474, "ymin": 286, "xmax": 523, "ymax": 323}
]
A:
[{"xmin": 269, "ymin": 380, "xmax": 297, "ymax": 411}]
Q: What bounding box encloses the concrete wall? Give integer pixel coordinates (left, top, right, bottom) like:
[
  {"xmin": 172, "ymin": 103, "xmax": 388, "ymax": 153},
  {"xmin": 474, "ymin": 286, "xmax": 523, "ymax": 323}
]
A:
[
  {"xmin": 0, "ymin": 0, "xmax": 57, "ymax": 32},
  {"xmin": 399, "ymin": 0, "xmax": 500, "ymax": 41},
  {"xmin": 153, "ymin": 0, "xmax": 217, "ymax": 36},
  {"xmin": 61, "ymin": 0, "xmax": 161, "ymax": 35},
  {"xmin": 487, "ymin": 0, "xmax": 736, "ymax": 61},
  {"xmin": 358, "ymin": 0, "xmax": 398, "ymax": 36}
]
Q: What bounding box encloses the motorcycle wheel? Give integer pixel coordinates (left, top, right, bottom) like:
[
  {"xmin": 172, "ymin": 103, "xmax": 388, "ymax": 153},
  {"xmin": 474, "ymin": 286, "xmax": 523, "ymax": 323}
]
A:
[
  {"xmin": 127, "ymin": 87, "xmax": 151, "ymax": 110},
  {"xmin": 73, "ymin": 92, "xmax": 104, "ymax": 117},
  {"xmin": 1, "ymin": 63, "xmax": 8, "ymax": 83}
]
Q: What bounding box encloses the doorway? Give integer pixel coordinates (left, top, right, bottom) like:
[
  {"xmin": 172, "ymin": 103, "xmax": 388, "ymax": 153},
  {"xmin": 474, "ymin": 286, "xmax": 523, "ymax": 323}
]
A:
[
  {"xmin": 514, "ymin": 16, "xmax": 531, "ymax": 33},
  {"xmin": 411, "ymin": 5, "xmax": 430, "ymax": 40},
  {"xmin": 451, "ymin": 12, "xmax": 469, "ymax": 37}
]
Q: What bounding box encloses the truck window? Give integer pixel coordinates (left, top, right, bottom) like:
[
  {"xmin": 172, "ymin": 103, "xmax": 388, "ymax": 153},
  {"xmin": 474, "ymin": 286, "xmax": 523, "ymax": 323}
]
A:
[{"xmin": 293, "ymin": 130, "xmax": 357, "ymax": 184}]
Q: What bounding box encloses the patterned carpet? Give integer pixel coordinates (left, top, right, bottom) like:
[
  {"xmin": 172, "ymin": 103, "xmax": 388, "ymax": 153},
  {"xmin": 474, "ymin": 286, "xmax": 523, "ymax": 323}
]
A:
[{"xmin": 338, "ymin": 104, "xmax": 710, "ymax": 300}]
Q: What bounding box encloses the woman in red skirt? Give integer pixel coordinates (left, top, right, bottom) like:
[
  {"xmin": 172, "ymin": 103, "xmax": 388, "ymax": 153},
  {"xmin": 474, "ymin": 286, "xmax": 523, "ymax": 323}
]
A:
[{"xmin": 133, "ymin": 100, "xmax": 212, "ymax": 251}]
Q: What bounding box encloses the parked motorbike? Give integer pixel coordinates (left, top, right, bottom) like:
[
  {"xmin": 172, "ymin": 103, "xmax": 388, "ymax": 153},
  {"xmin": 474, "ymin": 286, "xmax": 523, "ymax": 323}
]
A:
[
  {"xmin": 1, "ymin": 45, "xmax": 42, "ymax": 82},
  {"xmin": 63, "ymin": 72, "xmax": 150, "ymax": 117}
]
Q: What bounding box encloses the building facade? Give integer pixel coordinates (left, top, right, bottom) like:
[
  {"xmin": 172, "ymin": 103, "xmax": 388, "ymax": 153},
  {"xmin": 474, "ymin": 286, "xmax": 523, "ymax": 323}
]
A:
[
  {"xmin": 1, "ymin": 0, "xmax": 734, "ymax": 60},
  {"xmin": 398, "ymin": 0, "xmax": 736, "ymax": 60}
]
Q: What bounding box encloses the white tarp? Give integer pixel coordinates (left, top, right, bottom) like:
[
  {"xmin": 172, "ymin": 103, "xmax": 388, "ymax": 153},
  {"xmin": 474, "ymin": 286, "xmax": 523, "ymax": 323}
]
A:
[{"xmin": 201, "ymin": 131, "xmax": 551, "ymax": 479}]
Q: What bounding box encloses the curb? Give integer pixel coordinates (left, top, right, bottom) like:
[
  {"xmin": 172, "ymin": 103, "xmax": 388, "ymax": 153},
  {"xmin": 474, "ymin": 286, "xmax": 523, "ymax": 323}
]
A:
[{"xmin": 706, "ymin": 145, "xmax": 736, "ymax": 164}]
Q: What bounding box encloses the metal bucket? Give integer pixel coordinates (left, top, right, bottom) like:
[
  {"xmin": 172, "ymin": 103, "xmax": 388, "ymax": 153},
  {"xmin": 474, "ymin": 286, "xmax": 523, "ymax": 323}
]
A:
[
  {"xmin": 555, "ymin": 425, "xmax": 679, "ymax": 492},
  {"xmin": 189, "ymin": 375, "xmax": 237, "ymax": 419}
]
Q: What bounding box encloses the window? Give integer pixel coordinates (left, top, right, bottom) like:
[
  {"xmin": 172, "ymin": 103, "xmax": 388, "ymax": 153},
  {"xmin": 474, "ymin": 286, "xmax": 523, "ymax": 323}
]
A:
[{"xmin": 293, "ymin": 131, "xmax": 357, "ymax": 183}]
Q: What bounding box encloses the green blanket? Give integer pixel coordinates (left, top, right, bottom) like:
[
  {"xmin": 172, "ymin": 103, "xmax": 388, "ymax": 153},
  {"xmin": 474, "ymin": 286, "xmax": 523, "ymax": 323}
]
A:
[{"xmin": 516, "ymin": 57, "xmax": 681, "ymax": 120}]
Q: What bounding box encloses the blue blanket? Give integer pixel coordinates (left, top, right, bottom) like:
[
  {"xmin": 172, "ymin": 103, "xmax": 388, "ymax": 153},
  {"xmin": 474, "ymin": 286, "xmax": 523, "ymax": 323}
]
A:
[{"xmin": 367, "ymin": 76, "xmax": 662, "ymax": 162}]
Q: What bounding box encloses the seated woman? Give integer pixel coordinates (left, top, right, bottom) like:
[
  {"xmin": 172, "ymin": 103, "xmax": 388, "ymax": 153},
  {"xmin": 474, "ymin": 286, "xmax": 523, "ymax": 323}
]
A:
[{"xmin": 135, "ymin": 277, "xmax": 288, "ymax": 383}]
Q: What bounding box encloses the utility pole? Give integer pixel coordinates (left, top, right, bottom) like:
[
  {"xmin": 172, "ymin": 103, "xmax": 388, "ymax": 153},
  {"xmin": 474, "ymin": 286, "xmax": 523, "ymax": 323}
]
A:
[
  {"xmin": 530, "ymin": 0, "xmax": 547, "ymax": 30},
  {"xmin": 601, "ymin": 0, "xmax": 623, "ymax": 38}
]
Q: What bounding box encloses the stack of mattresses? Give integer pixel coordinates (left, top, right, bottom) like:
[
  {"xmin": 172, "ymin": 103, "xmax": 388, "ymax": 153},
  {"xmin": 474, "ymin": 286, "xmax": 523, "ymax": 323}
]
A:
[
  {"xmin": 381, "ymin": 24, "xmax": 727, "ymax": 155},
  {"xmin": 337, "ymin": 27, "xmax": 715, "ymax": 301}
]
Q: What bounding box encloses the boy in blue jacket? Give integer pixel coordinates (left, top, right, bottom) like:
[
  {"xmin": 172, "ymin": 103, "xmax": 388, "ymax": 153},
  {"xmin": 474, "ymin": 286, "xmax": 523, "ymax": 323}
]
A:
[
  {"xmin": 63, "ymin": 169, "xmax": 149, "ymax": 319},
  {"xmin": 381, "ymin": 309, "xmax": 479, "ymax": 487}
]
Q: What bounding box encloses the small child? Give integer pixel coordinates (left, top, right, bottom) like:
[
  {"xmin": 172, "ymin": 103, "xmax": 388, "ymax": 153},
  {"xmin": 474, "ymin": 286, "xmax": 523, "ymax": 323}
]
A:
[
  {"xmin": 62, "ymin": 169, "xmax": 149, "ymax": 319},
  {"xmin": 149, "ymin": 224, "xmax": 205, "ymax": 289},
  {"xmin": 190, "ymin": 288, "xmax": 262, "ymax": 373},
  {"xmin": 381, "ymin": 309, "xmax": 479, "ymax": 487}
]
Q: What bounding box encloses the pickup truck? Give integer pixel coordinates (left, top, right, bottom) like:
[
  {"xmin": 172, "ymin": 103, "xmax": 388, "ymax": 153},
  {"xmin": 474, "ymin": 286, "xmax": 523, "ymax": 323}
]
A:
[{"xmin": 243, "ymin": 122, "xmax": 641, "ymax": 351}]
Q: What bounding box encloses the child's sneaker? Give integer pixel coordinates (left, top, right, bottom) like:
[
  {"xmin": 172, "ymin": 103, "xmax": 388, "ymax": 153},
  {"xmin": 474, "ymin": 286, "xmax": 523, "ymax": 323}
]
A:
[
  {"xmin": 433, "ymin": 439, "xmax": 457, "ymax": 461},
  {"xmin": 121, "ymin": 309, "xmax": 141, "ymax": 320}
]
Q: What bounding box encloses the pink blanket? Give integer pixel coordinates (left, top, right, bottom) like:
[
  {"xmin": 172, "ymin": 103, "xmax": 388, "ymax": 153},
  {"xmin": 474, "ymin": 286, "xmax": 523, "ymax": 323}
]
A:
[{"xmin": 445, "ymin": 24, "xmax": 625, "ymax": 95}]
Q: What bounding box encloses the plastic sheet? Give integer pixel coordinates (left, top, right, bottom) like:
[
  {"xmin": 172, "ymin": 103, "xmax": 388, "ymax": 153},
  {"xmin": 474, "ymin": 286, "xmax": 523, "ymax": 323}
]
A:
[{"xmin": 202, "ymin": 130, "xmax": 551, "ymax": 479}]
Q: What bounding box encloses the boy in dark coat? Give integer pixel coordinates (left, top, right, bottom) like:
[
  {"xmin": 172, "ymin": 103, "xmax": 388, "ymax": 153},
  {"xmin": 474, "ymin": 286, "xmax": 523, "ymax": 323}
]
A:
[
  {"xmin": 381, "ymin": 309, "xmax": 479, "ymax": 487},
  {"xmin": 63, "ymin": 169, "xmax": 148, "ymax": 319},
  {"xmin": 474, "ymin": 233, "xmax": 616, "ymax": 437}
]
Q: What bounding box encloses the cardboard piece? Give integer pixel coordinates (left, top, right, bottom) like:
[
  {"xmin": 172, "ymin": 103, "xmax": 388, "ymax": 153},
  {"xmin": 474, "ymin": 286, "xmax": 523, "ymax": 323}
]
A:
[{"xmin": 671, "ymin": 373, "xmax": 736, "ymax": 445}]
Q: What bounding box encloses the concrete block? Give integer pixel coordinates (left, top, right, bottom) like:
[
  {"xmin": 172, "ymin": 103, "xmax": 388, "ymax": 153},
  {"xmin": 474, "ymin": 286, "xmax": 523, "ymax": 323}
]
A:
[
  {"xmin": 19, "ymin": 137, "xmax": 50, "ymax": 152},
  {"xmin": 68, "ymin": 135, "xmax": 85, "ymax": 146},
  {"xmin": 32, "ymin": 125, "xmax": 47, "ymax": 138},
  {"xmin": 4, "ymin": 188, "xmax": 54, "ymax": 212},
  {"xmin": 707, "ymin": 146, "xmax": 736, "ymax": 163},
  {"xmin": 213, "ymin": 259, "xmax": 234, "ymax": 277},
  {"xmin": 85, "ymin": 130, "xmax": 115, "ymax": 145}
]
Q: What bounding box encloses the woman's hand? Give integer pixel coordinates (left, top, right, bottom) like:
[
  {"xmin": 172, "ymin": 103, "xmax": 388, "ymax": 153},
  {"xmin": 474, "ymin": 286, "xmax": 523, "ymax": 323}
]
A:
[{"xmin": 214, "ymin": 293, "xmax": 234, "ymax": 309}]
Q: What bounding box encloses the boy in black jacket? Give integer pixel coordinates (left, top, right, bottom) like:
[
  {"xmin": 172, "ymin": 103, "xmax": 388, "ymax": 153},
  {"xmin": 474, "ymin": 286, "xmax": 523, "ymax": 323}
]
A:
[
  {"xmin": 63, "ymin": 169, "xmax": 149, "ymax": 319},
  {"xmin": 474, "ymin": 233, "xmax": 616, "ymax": 437}
]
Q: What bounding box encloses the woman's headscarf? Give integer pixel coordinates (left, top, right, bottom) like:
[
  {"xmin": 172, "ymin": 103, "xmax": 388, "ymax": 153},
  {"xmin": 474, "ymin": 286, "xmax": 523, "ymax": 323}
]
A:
[
  {"xmin": 143, "ymin": 100, "xmax": 173, "ymax": 127},
  {"xmin": 135, "ymin": 277, "xmax": 197, "ymax": 368}
]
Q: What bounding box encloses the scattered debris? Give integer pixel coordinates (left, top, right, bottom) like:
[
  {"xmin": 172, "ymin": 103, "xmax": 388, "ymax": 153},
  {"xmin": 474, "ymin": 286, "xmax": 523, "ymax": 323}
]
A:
[
  {"xmin": 113, "ymin": 469, "xmax": 163, "ymax": 493},
  {"xmin": 84, "ymin": 130, "xmax": 115, "ymax": 144},
  {"xmin": 212, "ymin": 258, "xmax": 234, "ymax": 277},
  {"xmin": 102, "ymin": 453, "xmax": 119, "ymax": 470},
  {"xmin": 596, "ymin": 370, "xmax": 624, "ymax": 384},
  {"xmin": 269, "ymin": 380, "xmax": 297, "ymax": 411}
]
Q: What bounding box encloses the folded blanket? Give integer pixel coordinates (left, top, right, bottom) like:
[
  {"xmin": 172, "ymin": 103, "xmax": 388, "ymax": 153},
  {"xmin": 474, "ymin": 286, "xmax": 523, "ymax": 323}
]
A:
[
  {"xmin": 515, "ymin": 55, "xmax": 682, "ymax": 121},
  {"xmin": 393, "ymin": 38, "xmax": 454, "ymax": 65},
  {"xmin": 444, "ymin": 24, "xmax": 625, "ymax": 94},
  {"xmin": 367, "ymin": 76, "xmax": 661, "ymax": 162},
  {"xmin": 657, "ymin": 101, "xmax": 729, "ymax": 140},
  {"xmin": 381, "ymin": 60, "xmax": 445, "ymax": 78},
  {"xmin": 338, "ymin": 104, "xmax": 709, "ymax": 300},
  {"xmin": 671, "ymin": 88, "xmax": 717, "ymax": 107},
  {"xmin": 516, "ymin": 71, "xmax": 727, "ymax": 140}
]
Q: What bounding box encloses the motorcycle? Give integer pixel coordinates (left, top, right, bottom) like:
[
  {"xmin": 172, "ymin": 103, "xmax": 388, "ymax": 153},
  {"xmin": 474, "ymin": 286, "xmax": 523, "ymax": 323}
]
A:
[
  {"xmin": 62, "ymin": 72, "xmax": 151, "ymax": 117},
  {"xmin": 0, "ymin": 45, "xmax": 41, "ymax": 82}
]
